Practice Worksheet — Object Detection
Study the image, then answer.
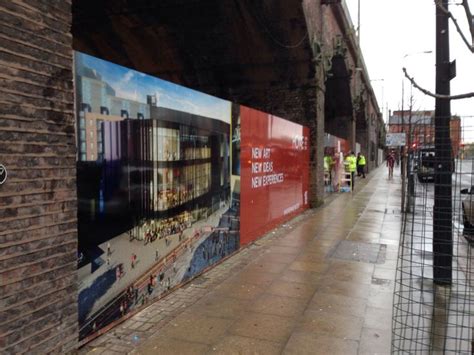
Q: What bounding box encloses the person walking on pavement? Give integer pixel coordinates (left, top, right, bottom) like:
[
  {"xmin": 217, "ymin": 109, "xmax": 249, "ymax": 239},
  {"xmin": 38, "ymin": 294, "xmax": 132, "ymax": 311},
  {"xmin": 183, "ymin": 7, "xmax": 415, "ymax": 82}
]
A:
[
  {"xmin": 333, "ymin": 151, "xmax": 343, "ymax": 192},
  {"xmin": 345, "ymin": 151, "xmax": 357, "ymax": 191},
  {"xmin": 357, "ymin": 152, "xmax": 366, "ymax": 178},
  {"xmin": 387, "ymin": 151, "xmax": 395, "ymax": 179},
  {"xmin": 107, "ymin": 241, "xmax": 111, "ymax": 257},
  {"xmin": 131, "ymin": 253, "xmax": 136, "ymax": 269}
]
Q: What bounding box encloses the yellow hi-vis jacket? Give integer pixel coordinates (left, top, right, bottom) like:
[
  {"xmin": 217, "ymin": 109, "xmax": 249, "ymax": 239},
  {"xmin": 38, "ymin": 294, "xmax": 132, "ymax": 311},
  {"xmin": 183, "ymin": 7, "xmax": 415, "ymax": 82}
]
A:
[
  {"xmin": 324, "ymin": 155, "xmax": 333, "ymax": 171},
  {"xmin": 358, "ymin": 155, "xmax": 366, "ymax": 166},
  {"xmin": 345, "ymin": 155, "xmax": 357, "ymax": 172}
]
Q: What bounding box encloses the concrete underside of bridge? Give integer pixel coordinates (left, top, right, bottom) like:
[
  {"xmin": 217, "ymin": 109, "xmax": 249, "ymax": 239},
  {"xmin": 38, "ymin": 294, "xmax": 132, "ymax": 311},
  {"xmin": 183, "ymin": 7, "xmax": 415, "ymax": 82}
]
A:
[
  {"xmin": 72, "ymin": 0, "xmax": 328, "ymax": 208},
  {"xmin": 0, "ymin": 0, "xmax": 384, "ymax": 353},
  {"xmin": 325, "ymin": 54, "xmax": 353, "ymax": 141}
]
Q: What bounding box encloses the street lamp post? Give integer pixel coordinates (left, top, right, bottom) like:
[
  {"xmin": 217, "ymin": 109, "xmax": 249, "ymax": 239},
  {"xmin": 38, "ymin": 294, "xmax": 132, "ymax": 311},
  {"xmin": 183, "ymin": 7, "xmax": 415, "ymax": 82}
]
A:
[
  {"xmin": 357, "ymin": 0, "xmax": 361, "ymax": 41},
  {"xmin": 402, "ymin": 50, "xmax": 433, "ymax": 109},
  {"xmin": 370, "ymin": 78, "xmax": 384, "ymax": 170},
  {"xmin": 370, "ymin": 78, "xmax": 384, "ymax": 121},
  {"xmin": 350, "ymin": 0, "xmax": 361, "ymax": 153}
]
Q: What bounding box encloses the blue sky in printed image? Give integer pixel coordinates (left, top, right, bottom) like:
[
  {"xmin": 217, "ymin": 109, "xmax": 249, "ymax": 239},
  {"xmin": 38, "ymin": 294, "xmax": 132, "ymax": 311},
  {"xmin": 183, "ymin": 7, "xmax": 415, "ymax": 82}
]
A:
[{"xmin": 77, "ymin": 52, "xmax": 231, "ymax": 123}]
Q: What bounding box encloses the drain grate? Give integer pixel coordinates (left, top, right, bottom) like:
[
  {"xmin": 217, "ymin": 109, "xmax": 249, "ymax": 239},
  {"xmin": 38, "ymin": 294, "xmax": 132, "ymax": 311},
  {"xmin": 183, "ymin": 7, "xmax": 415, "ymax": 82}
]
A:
[
  {"xmin": 371, "ymin": 277, "xmax": 392, "ymax": 286},
  {"xmin": 366, "ymin": 209, "xmax": 386, "ymax": 214},
  {"xmin": 329, "ymin": 240, "xmax": 387, "ymax": 264}
]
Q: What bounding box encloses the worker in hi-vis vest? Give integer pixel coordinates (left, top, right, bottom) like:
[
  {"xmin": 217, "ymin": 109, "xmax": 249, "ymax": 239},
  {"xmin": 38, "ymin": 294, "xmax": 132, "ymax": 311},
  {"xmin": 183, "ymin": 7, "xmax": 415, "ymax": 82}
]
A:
[
  {"xmin": 344, "ymin": 151, "xmax": 357, "ymax": 191},
  {"xmin": 357, "ymin": 152, "xmax": 366, "ymax": 178},
  {"xmin": 324, "ymin": 153, "xmax": 334, "ymax": 186}
]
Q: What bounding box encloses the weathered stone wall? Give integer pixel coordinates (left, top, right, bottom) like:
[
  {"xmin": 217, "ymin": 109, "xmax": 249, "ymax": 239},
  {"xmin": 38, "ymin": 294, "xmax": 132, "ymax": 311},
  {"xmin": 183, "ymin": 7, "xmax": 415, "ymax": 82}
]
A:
[{"xmin": 0, "ymin": 1, "xmax": 78, "ymax": 353}]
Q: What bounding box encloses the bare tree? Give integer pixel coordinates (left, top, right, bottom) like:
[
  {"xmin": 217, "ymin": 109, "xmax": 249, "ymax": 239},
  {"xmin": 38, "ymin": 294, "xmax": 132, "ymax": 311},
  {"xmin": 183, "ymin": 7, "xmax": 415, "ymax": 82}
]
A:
[
  {"xmin": 405, "ymin": 1, "xmax": 474, "ymax": 100},
  {"xmin": 403, "ymin": 68, "xmax": 474, "ymax": 100},
  {"xmin": 435, "ymin": 0, "xmax": 474, "ymax": 53}
]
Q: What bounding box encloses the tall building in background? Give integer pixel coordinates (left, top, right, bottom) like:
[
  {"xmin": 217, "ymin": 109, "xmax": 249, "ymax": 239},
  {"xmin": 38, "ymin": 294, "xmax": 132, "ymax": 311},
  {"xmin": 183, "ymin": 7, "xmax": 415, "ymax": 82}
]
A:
[{"xmin": 75, "ymin": 60, "xmax": 150, "ymax": 162}]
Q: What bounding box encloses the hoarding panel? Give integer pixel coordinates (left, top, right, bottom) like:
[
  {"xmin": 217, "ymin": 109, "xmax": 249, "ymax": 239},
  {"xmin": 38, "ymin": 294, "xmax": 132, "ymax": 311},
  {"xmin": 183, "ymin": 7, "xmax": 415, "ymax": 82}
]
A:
[
  {"xmin": 240, "ymin": 106, "xmax": 310, "ymax": 245},
  {"xmin": 75, "ymin": 51, "xmax": 310, "ymax": 340},
  {"xmin": 75, "ymin": 52, "xmax": 238, "ymax": 340}
]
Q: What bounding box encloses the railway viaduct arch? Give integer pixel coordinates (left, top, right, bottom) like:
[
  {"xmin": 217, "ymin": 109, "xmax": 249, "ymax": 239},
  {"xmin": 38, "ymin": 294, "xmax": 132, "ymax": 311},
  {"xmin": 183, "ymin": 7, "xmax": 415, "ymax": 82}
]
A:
[{"xmin": 0, "ymin": 0, "xmax": 384, "ymax": 352}]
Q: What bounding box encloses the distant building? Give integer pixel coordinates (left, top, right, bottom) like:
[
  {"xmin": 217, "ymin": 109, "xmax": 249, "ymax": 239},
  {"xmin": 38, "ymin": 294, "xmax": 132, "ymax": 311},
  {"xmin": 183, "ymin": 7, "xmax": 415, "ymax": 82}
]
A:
[
  {"xmin": 75, "ymin": 64, "xmax": 150, "ymax": 161},
  {"xmin": 388, "ymin": 110, "xmax": 461, "ymax": 156}
]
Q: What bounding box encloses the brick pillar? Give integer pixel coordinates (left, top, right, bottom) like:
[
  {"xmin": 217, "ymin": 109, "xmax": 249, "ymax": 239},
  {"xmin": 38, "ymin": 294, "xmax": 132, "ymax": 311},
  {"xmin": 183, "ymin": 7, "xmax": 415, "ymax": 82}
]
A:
[
  {"xmin": 309, "ymin": 65, "xmax": 325, "ymax": 208},
  {"xmin": 0, "ymin": 1, "xmax": 78, "ymax": 353},
  {"xmin": 301, "ymin": 0, "xmax": 325, "ymax": 207},
  {"xmin": 350, "ymin": 116, "xmax": 357, "ymax": 152}
]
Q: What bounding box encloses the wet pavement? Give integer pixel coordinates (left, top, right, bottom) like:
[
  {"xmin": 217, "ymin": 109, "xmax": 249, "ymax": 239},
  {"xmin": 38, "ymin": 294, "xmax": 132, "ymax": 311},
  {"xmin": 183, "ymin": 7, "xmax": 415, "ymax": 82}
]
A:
[
  {"xmin": 391, "ymin": 159, "xmax": 474, "ymax": 353},
  {"xmin": 81, "ymin": 166, "xmax": 402, "ymax": 355}
]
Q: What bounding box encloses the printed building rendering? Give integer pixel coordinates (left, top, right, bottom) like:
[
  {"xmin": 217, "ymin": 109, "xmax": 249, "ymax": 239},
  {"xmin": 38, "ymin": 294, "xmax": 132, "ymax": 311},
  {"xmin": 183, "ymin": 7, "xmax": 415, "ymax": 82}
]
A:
[{"xmin": 75, "ymin": 52, "xmax": 238, "ymax": 339}]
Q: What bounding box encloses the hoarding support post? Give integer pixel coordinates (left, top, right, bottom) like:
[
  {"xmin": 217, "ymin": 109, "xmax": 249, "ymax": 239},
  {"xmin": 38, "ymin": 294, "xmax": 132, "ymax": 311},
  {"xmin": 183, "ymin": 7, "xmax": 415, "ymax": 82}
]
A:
[{"xmin": 433, "ymin": 0, "xmax": 453, "ymax": 285}]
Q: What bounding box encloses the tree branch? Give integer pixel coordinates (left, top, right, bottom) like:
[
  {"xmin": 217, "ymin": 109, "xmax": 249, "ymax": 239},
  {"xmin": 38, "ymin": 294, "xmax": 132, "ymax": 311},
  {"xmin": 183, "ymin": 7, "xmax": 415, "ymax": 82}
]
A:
[
  {"xmin": 403, "ymin": 67, "xmax": 474, "ymax": 100},
  {"xmin": 434, "ymin": 0, "xmax": 474, "ymax": 53},
  {"xmin": 461, "ymin": 0, "xmax": 474, "ymax": 44}
]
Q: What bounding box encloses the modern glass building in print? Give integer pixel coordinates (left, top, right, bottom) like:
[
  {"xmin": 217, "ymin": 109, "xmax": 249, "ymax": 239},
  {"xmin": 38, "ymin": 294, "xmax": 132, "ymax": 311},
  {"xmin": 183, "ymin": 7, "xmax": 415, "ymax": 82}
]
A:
[
  {"xmin": 74, "ymin": 52, "xmax": 236, "ymax": 338},
  {"xmin": 77, "ymin": 106, "xmax": 230, "ymax": 251},
  {"xmin": 75, "ymin": 53, "xmax": 230, "ymax": 252}
]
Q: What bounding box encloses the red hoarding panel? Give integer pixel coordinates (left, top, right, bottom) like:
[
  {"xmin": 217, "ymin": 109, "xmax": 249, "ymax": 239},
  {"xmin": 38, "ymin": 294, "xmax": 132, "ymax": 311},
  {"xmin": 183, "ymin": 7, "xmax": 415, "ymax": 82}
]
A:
[{"xmin": 240, "ymin": 106, "xmax": 310, "ymax": 246}]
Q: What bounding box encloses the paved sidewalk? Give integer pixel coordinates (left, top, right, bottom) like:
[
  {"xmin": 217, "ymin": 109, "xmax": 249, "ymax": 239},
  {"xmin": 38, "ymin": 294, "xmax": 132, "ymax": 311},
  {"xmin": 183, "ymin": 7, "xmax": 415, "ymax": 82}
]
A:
[{"xmin": 80, "ymin": 166, "xmax": 402, "ymax": 355}]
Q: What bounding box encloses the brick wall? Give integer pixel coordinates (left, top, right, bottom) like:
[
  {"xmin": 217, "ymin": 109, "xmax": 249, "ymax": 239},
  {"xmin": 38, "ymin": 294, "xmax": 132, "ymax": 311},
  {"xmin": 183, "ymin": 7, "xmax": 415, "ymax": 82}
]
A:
[
  {"xmin": 0, "ymin": 1, "xmax": 78, "ymax": 353},
  {"xmin": 226, "ymin": 79, "xmax": 324, "ymax": 206}
]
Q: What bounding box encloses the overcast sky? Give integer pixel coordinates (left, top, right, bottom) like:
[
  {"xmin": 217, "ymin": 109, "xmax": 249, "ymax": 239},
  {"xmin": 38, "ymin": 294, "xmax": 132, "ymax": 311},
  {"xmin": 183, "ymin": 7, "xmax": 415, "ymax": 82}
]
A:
[{"xmin": 345, "ymin": 0, "xmax": 474, "ymax": 140}]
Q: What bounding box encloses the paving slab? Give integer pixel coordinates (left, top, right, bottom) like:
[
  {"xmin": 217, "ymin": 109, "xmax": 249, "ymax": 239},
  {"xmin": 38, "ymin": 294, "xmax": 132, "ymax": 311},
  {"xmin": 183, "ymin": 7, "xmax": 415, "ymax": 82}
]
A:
[{"xmin": 80, "ymin": 166, "xmax": 402, "ymax": 354}]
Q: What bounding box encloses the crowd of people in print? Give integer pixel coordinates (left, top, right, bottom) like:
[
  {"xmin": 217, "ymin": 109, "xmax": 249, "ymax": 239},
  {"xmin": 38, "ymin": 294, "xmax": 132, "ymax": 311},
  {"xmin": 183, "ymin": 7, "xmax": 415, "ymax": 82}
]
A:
[
  {"xmin": 129, "ymin": 211, "xmax": 193, "ymax": 245},
  {"xmin": 117, "ymin": 229, "xmax": 234, "ymax": 321},
  {"xmin": 156, "ymin": 188, "xmax": 192, "ymax": 211},
  {"xmin": 83, "ymin": 202, "xmax": 239, "ymax": 340},
  {"xmin": 115, "ymin": 250, "xmax": 184, "ymax": 323}
]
